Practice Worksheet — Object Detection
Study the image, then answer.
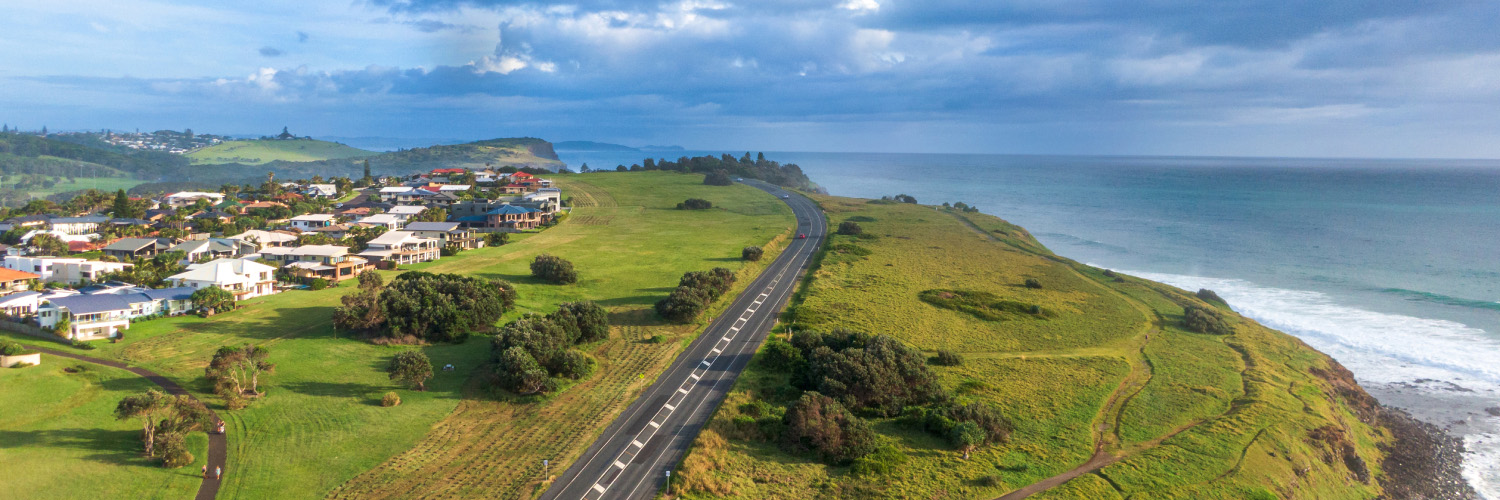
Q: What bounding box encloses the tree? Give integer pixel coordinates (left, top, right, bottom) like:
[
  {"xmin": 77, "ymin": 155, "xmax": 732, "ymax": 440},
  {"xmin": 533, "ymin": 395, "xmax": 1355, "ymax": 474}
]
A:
[
  {"xmin": 114, "ymin": 391, "xmax": 209, "ymax": 465},
  {"xmin": 111, "ymin": 189, "xmax": 140, "ymax": 218},
  {"xmin": 792, "ymin": 333, "xmax": 947, "ymax": 416},
  {"xmin": 486, "ymin": 232, "xmax": 509, "ymax": 246},
  {"xmin": 742, "ymin": 246, "xmax": 763, "ymax": 261},
  {"xmin": 1023, "ymin": 278, "xmax": 1042, "ymax": 289},
  {"xmin": 206, "ymin": 344, "xmax": 275, "ymax": 407},
  {"xmin": 676, "ymin": 198, "xmax": 712, "ymax": 210},
  {"xmin": 837, "ymin": 221, "xmax": 863, "ymax": 236},
  {"xmin": 704, "ymin": 170, "xmax": 734, "ymax": 186},
  {"xmin": 28, "ymin": 234, "xmax": 69, "ymax": 256},
  {"xmin": 413, "ymin": 207, "xmax": 448, "ymax": 223},
  {"xmin": 333, "ymin": 271, "xmax": 385, "ymax": 333},
  {"xmin": 362, "ymin": 160, "xmax": 372, "ymax": 183},
  {"xmin": 115, "ymin": 390, "xmax": 172, "ymax": 457},
  {"xmin": 949, "ymin": 421, "xmax": 985, "ymax": 460},
  {"xmin": 782, "ymin": 392, "xmax": 876, "ymax": 464},
  {"xmin": 495, "ymin": 346, "xmax": 551, "ymax": 394},
  {"xmin": 550, "ymin": 301, "xmax": 610, "ymax": 343},
  {"xmin": 191, "ymin": 286, "xmax": 235, "ymax": 315},
  {"xmin": 388, "ymin": 350, "xmax": 434, "ymax": 391},
  {"xmin": 530, "ymin": 254, "xmax": 578, "ymax": 284},
  {"xmin": 379, "ymin": 272, "xmax": 516, "ymax": 342}
]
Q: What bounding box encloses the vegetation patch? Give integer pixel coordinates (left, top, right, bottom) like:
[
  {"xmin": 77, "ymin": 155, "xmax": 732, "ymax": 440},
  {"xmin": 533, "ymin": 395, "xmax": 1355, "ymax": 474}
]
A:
[{"xmin": 919, "ymin": 289, "xmax": 1052, "ymax": 321}]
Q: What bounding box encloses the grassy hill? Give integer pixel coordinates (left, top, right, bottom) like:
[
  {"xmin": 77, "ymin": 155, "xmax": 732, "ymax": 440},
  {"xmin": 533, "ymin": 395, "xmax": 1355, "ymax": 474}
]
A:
[
  {"xmin": 364, "ymin": 137, "xmax": 563, "ymax": 171},
  {"xmin": 187, "ymin": 139, "xmax": 374, "ymax": 165},
  {"xmin": 0, "ymin": 171, "xmax": 792, "ymax": 500},
  {"xmin": 671, "ymin": 194, "xmax": 1412, "ymax": 499}
]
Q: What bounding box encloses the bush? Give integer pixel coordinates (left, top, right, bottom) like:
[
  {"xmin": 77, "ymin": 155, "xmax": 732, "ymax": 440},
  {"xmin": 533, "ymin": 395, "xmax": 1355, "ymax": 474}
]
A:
[
  {"xmin": 494, "ymin": 346, "xmax": 552, "ymax": 395},
  {"xmin": 550, "ymin": 301, "xmax": 610, "ymax": 343},
  {"xmin": 71, "ymin": 340, "xmax": 96, "ymax": 350},
  {"xmin": 191, "ymin": 286, "xmax": 235, "ymax": 315},
  {"xmin": 309, "ymin": 278, "xmax": 329, "ymax": 291},
  {"xmin": 703, "ymin": 170, "xmax": 734, "ymax": 186},
  {"xmin": 761, "ymin": 339, "xmax": 805, "ymax": 371},
  {"xmin": 1184, "ymin": 305, "xmax": 1232, "ymax": 335},
  {"xmin": 0, "ymin": 341, "xmax": 29, "ymax": 356},
  {"xmin": 932, "ymin": 349, "xmax": 963, "ymax": 366},
  {"xmin": 486, "ymin": 232, "xmax": 510, "ymax": 246},
  {"xmin": 781, "ymin": 392, "xmax": 876, "ymax": 464},
  {"xmin": 647, "ymin": 334, "xmax": 667, "ymax": 344},
  {"xmin": 551, "ymin": 350, "xmax": 594, "ymax": 380},
  {"xmin": 531, "ymin": 254, "xmax": 578, "ymax": 284},
  {"xmin": 655, "ymin": 268, "xmax": 736, "ymax": 323},
  {"xmin": 677, "ymin": 198, "xmax": 713, "ymax": 210},
  {"xmin": 837, "ymin": 221, "xmax": 863, "ymax": 236},
  {"xmin": 850, "ymin": 445, "xmax": 908, "ymax": 476},
  {"xmin": 791, "ymin": 333, "xmax": 947, "ymax": 416},
  {"xmin": 158, "ymin": 432, "xmax": 194, "ymax": 468},
  {"xmin": 742, "ymin": 245, "xmax": 763, "ymax": 262},
  {"xmin": 1023, "ymin": 278, "xmax": 1042, "ymax": 289},
  {"xmin": 388, "ymin": 350, "xmax": 433, "ymax": 391},
  {"xmin": 381, "ymin": 391, "xmax": 402, "ymax": 407},
  {"xmin": 1196, "ymin": 288, "xmax": 1227, "ymax": 306},
  {"xmin": 380, "ymin": 272, "xmax": 515, "ymax": 342}
]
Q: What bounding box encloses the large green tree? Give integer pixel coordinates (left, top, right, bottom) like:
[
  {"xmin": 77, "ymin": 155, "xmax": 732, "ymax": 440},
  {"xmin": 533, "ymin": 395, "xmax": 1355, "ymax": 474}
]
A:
[
  {"xmin": 379, "ymin": 272, "xmax": 516, "ymax": 342},
  {"xmin": 388, "ymin": 350, "xmax": 434, "ymax": 391}
]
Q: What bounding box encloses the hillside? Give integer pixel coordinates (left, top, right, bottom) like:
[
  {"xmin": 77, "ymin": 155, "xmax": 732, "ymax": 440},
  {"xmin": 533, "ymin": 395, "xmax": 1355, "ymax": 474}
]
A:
[
  {"xmin": 187, "ymin": 138, "xmax": 374, "ymax": 165},
  {"xmin": 672, "ymin": 194, "xmax": 1466, "ymax": 499}
]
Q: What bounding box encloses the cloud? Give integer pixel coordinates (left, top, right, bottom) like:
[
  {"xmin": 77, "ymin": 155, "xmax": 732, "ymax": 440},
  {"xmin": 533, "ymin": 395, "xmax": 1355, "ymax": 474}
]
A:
[
  {"xmin": 297, "ymin": 31, "xmax": 310, "ymax": 43},
  {"xmin": 259, "ymin": 47, "xmax": 284, "ymax": 57}
]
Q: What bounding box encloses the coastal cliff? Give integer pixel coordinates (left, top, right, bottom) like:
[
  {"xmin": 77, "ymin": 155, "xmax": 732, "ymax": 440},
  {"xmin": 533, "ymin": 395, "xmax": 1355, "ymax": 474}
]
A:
[{"xmin": 672, "ymin": 194, "xmax": 1475, "ymax": 500}]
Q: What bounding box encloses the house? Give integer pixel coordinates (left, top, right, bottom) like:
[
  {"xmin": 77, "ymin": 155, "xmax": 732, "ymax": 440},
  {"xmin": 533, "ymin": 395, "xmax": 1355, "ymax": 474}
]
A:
[
  {"xmin": 122, "ymin": 287, "xmax": 196, "ymax": 317},
  {"xmin": 357, "ymin": 231, "xmax": 440, "ymax": 267},
  {"xmin": 378, "ymin": 186, "xmax": 413, "ymax": 203},
  {"xmin": 404, "ymin": 222, "xmax": 484, "ymax": 250},
  {"xmin": 0, "ymin": 268, "xmax": 40, "ymax": 296},
  {"xmin": 171, "ymin": 239, "xmax": 253, "ymax": 263},
  {"xmin": 3, "ymin": 256, "xmax": 86, "ymax": 281},
  {"xmin": 336, "ymin": 206, "xmax": 375, "ymax": 218},
  {"xmin": 0, "ymin": 244, "xmax": 19, "ymax": 257},
  {"xmin": 168, "ymin": 258, "xmax": 278, "ymax": 300},
  {"xmin": 50, "ymin": 261, "xmax": 133, "ymax": 285},
  {"xmin": 395, "ymin": 188, "xmax": 437, "ymax": 205},
  {"xmin": 38, "ymin": 294, "xmax": 133, "ymax": 340},
  {"xmin": 229, "ymin": 229, "xmax": 298, "ymax": 249},
  {"xmin": 242, "ymin": 201, "xmax": 289, "ymax": 211},
  {"xmin": 144, "ymin": 209, "xmax": 174, "ymax": 222},
  {"xmin": 102, "ymin": 238, "xmax": 172, "ymax": 260},
  {"xmin": 50, "ymin": 216, "xmax": 110, "ymax": 235},
  {"xmin": 0, "ymin": 291, "xmax": 43, "ymax": 317},
  {"xmin": 501, "ymin": 183, "xmax": 532, "ymax": 194},
  {"xmin": 357, "ymin": 213, "xmax": 405, "ymax": 230},
  {"xmin": 431, "ymin": 168, "xmax": 467, "ymax": 176},
  {"xmin": 426, "ymin": 191, "xmax": 463, "ymax": 209},
  {"xmin": 304, "ymin": 184, "xmax": 338, "ymax": 198},
  {"xmin": 386, "ymin": 205, "xmax": 427, "ymax": 220},
  {"xmin": 524, "ymin": 188, "xmax": 562, "ymax": 210},
  {"xmin": 164, "ymin": 191, "xmax": 225, "ymax": 208},
  {"xmin": 437, "ymin": 184, "xmax": 471, "ymax": 193},
  {"xmin": 108, "ymin": 218, "xmax": 155, "ymax": 230},
  {"xmin": 311, "ymin": 223, "xmax": 359, "ymax": 240},
  {"xmin": 260, "ymin": 245, "xmax": 368, "ymax": 282},
  {"xmin": 188, "ymin": 210, "xmax": 234, "ymax": 223},
  {"xmin": 289, "ymin": 214, "xmax": 337, "ymax": 231},
  {"xmin": 0, "ymin": 214, "xmax": 50, "ymax": 232},
  {"xmin": 485, "ymin": 205, "xmax": 545, "ymax": 231}
]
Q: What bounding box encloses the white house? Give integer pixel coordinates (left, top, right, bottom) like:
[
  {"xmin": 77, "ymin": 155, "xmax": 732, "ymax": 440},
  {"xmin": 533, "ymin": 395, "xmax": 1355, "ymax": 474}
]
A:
[
  {"xmin": 437, "ymin": 184, "xmax": 471, "ymax": 193},
  {"xmin": 524, "ymin": 188, "xmax": 562, "ymax": 210},
  {"xmin": 3, "ymin": 256, "xmax": 86, "ymax": 282},
  {"xmin": 164, "ymin": 191, "xmax": 226, "ymax": 208},
  {"xmin": 378, "ymin": 186, "xmax": 413, "ymax": 203},
  {"xmin": 49, "ymin": 216, "xmax": 110, "ymax": 235},
  {"xmin": 168, "ymin": 258, "xmax": 279, "ymax": 300},
  {"xmin": 229, "ymin": 229, "xmax": 299, "ymax": 249},
  {"xmin": 289, "ymin": 214, "xmax": 337, "ymax": 231},
  {"xmin": 303, "ymin": 184, "xmax": 338, "ymax": 198},
  {"xmin": 356, "ymin": 213, "xmax": 405, "ymax": 230},
  {"xmin": 49, "ymin": 261, "xmax": 132, "ymax": 285},
  {"xmin": 386, "ymin": 205, "xmax": 427, "ymax": 220},
  {"xmin": 358, "ymin": 231, "xmax": 440, "ymax": 266},
  {"xmin": 38, "ymin": 294, "xmax": 132, "ymax": 340}
]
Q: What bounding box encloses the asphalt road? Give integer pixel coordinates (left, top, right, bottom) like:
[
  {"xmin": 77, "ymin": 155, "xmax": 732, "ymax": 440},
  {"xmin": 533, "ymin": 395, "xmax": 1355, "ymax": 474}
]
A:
[{"xmin": 542, "ymin": 182, "xmax": 826, "ymax": 500}]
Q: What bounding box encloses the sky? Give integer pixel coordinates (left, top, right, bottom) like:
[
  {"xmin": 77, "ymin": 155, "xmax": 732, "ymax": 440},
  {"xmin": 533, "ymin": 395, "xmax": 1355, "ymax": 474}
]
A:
[{"xmin": 4, "ymin": 0, "xmax": 1500, "ymax": 158}]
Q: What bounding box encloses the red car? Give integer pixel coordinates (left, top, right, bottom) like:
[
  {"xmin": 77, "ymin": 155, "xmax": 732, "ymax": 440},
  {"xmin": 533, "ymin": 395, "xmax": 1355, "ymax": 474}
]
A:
[{"xmin": 798, "ymin": 233, "xmax": 807, "ymax": 239}]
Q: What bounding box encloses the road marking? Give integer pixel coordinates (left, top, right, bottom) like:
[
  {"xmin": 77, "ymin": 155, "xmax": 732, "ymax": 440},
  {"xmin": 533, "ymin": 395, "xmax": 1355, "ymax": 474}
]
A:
[
  {"xmin": 630, "ymin": 440, "xmax": 644, "ymax": 449},
  {"xmin": 593, "ymin": 484, "xmax": 607, "ymax": 494}
]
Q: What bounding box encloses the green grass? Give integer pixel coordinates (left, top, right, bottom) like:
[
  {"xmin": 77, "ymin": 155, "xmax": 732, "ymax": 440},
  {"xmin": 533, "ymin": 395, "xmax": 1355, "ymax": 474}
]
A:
[
  {"xmin": 675, "ymin": 196, "xmax": 1395, "ymax": 500},
  {"xmin": 0, "ymin": 170, "xmax": 794, "ymax": 500},
  {"xmin": 187, "ymin": 140, "xmax": 374, "ymax": 165},
  {"xmin": 0, "ymin": 361, "xmax": 208, "ymax": 500},
  {"xmin": 17, "ymin": 176, "xmax": 143, "ymax": 198}
]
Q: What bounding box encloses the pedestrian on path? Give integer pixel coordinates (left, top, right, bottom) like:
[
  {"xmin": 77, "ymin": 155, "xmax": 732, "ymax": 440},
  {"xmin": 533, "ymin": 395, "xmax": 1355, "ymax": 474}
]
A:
[
  {"xmin": 201, "ymin": 465, "xmax": 207, "ymax": 478},
  {"xmin": 215, "ymin": 466, "xmax": 222, "ymax": 480}
]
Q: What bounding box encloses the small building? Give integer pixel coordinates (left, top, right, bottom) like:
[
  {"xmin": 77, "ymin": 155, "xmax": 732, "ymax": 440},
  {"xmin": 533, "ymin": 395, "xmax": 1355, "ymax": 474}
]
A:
[
  {"xmin": 303, "ymin": 184, "xmax": 338, "ymax": 198},
  {"xmin": 50, "ymin": 216, "xmax": 110, "ymax": 235},
  {"xmin": 2, "ymin": 256, "xmax": 86, "ymax": 282},
  {"xmin": 172, "ymin": 239, "xmax": 254, "ymax": 263},
  {"xmin": 357, "ymin": 213, "xmax": 405, "ymax": 230},
  {"xmin": 168, "ymin": 258, "xmax": 278, "ymax": 300},
  {"xmin": 261, "ymin": 245, "xmax": 368, "ymax": 282},
  {"xmin": 0, "ymin": 215, "xmax": 51, "ymax": 232},
  {"xmin": 38, "ymin": 294, "xmax": 133, "ymax": 341},
  {"xmin": 403, "ymin": 222, "xmax": 484, "ymax": 250},
  {"xmin": 486, "ymin": 205, "xmax": 544, "ymax": 231},
  {"xmin": 164, "ymin": 191, "xmax": 226, "ymax": 208},
  {"xmin": 0, "ymin": 290, "xmax": 43, "ymax": 317},
  {"xmin": 289, "ymin": 214, "xmax": 338, "ymax": 231},
  {"xmin": 102, "ymin": 238, "xmax": 172, "ymax": 260},
  {"xmin": 385, "ymin": 205, "xmax": 427, "ymax": 219},
  {"xmin": 50, "ymin": 261, "xmax": 133, "ymax": 285},
  {"xmin": 357, "ymin": 231, "xmax": 440, "ymax": 267},
  {"xmin": 228, "ymin": 229, "xmax": 299, "ymax": 249},
  {"xmin": 0, "ymin": 268, "xmax": 40, "ymax": 296}
]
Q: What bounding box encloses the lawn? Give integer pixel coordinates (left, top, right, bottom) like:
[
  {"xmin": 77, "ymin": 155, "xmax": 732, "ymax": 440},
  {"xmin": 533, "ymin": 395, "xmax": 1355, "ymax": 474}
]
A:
[
  {"xmin": 0, "ymin": 170, "xmax": 794, "ymax": 500},
  {"xmin": 187, "ymin": 140, "xmax": 373, "ymax": 165},
  {"xmin": 673, "ymin": 194, "xmax": 1394, "ymax": 500},
  {"xmin": 0, "ymin": 361, "xmax": 208, "ymax": 500}
]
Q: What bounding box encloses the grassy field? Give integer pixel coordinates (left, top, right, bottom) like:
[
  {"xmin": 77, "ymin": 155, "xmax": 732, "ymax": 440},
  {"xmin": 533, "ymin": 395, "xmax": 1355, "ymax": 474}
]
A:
[
  {"xmin": 188, "ymin": 140, "xmax": 373, "ymax": 165},
  {"xmin": 0, "ymin": 361, "xmax": 208, "ymax": 500},
  {"xmin": 674, "ymin": 195, "xmax": 1393, "ymax": 499},
  {"xmin": 15, "ymin": 176, "xmax": 143, "ymax": 199},
  {"xmin": 0, "ymin": 170, "xmax": 793, "ymax": 500}
]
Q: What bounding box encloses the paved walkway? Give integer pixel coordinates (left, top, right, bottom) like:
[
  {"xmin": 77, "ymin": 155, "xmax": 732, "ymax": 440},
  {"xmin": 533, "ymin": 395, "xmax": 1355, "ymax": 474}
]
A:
[{"xmin": 35, "ymin": 346, "xmax": 226, "ymax": 500}]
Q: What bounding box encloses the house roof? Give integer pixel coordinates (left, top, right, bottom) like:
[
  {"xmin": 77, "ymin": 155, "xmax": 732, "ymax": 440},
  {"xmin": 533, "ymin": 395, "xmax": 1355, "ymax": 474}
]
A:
[
  {"xmin": 0, "ymin": 291, "xmax": 41, "ymax": 306},
  {"xmin": 365, "ymin": 230, "xmax": 432, "ymax": 247},
  {"xmin": 431, "ymin": 168, "xmax": 466, "ymax": 174},
  {"xmin": 379, "ymin": 187, "xmax": 412, "ymax": 193},
  {"xmin": 486, "ymin": 205, "xmax": 538, "ymax": 215},
  {"xmin": 230, "ymin": 230, "xmax": 298, "ymax": 244},
  {"xmin": 454, "ymin": 215, "xmax": 487, "ymax": 223},
  {"xmin": 0, "ymin": 267, "xmax": 40, "ymax": 282},
  {"xmin": 103, "ymin": 238, "xmax": 167, "ymax": 252},
  {"xmin": 290, "ymin": 214, "xmax": 337, "ymax": 222},
  {"xmin": 4, "ymin": 215, "xmax": 51, "ymax": 224},
  {"xmin": 45, "ymin": 294, "xmax": 131, "ymax": 314},
  {"xmin": 109, "ymin": 218, "xmax": 154, "ymax": 226},
  {"xmin": 140, "ymin": 287, "xmax": 196, "ymax": 301},
  {"xmin": 51, "ymin": 216, "xmax": 110, "ymax": 224},
  {"xmin": 166, "ymin": 191, "xmax": 224, "ymax": 200},
  {"xmin": 386, "ymin": 206, "xmax": 427, "ymax": 216},
  {"xmin": 169, "ymin": 258, "xmax": 275, "ymax": 285},
  {"xmin": 359, "ymin": 214, "xmax": 403, "ymax": 225},
  {"xmin": 404, "ymin": 222, "xmax": 460, "ymax": 232},
  {"xmin": 437, "ymin": 185, "xmax": 471, "ymax": 191},
  {"xmin": 261, "ymin": 244, "xmax": 350, "ymax": 257}
]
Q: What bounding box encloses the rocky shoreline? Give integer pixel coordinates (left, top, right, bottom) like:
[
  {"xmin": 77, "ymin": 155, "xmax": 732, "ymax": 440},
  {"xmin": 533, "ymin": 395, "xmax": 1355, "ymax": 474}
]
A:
[{"xmin": 1379, "ymin": 405, "xmax": 1478, "ymax": 499}]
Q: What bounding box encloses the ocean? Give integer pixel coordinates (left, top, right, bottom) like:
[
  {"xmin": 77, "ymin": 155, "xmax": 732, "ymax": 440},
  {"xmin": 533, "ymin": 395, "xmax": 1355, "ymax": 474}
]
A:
[{"xmin": 557, "ymin": 150, "xmax": 1500, "ymax": 497}]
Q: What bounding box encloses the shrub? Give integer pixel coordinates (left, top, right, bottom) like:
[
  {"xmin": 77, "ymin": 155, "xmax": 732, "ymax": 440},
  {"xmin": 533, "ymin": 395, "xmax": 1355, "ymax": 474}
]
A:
[
  {"xmin": 761, "ymin": 339, "xmax": 805, "ymax": 371},
  {"xmin": 494, "ymin": 346, "xmax": 552, "ymax": 395},
  {"xmin": 380, "ymin": 273, "xmax": 515, "ymax": 342},
  {"xmin": 677, "ymin": 198, "xmax": 713, "ymax": 210},
  {"xmin": 950, "ymin": 421, "xmax": 985, "ymax": 459},
  {"xmin": 158, "ymin": 432, "xmax": 194, "ymax": 468},
  {"xmin": 1197, "ymin": 288, "xmax": 1228, "ymax": 306},
  {"xmin": 792, "ymin": 333, "xmax": 947, "ymax": 416},
  {"xmin": 0, "ymin": 341, "xmax": 28, "ymax": 356},
  {"xmin": 1023, "ymin": 278, "xmax": 1042, "ymax": 289},
  {"xmin": 978, "ymin": 475, "xmax": 1002, "ymax": 487},
  {"xmin": 703, "ymin": 170, "xmax": 734, "ymax": 186},
  {"xmin": 309, "ymin": 278, "xmax": 329, "ymax": 291},
  {"xmin": 781, "ymin": 392, "xmax": 876, "ymax": 464},
  {"xmin": 837, "ymin": 221, "xmax": 863, "ymax": 236},
  {"xmin": 388, "ymin": 350, "xmax": 433, "ymax": 391},
  {"xmin": 1184, "ymin": 305, "xmax": 1232, "ymax": 335},
  {"xmin": 655, "ymin": 268, "xmax": 736, "ymax": 323},
  {"xmin": 191, "ymin": 287, "xmax": 235, "ymax": 315},
  {"xmin": 850, "ymin": 445, "xmax": 908, "ymax": 476},
  {"xmin": 381, "ymin": 391, "xmax": 402, "ymax": 407},
  {"xmin": 742, "ymin": 245, "xmax": 763, "ymax": 262},
  {"xmin": 551, "ymin": 350, "xmax": 594, "ymax": 380},
  {"xmin": 531, "ymin": 254, "xmax": 578, "ymax": 284},
  {"xmin": 932, "ymin": 349, "xmax": 963, "ymax": 366},
  {"xmin": 71, "ymin": 340, "xmax": 96, "ymax": 350},
  {"xmin": 486, "ymin": 232, "xmax": 510, "ymax": 246},
  {"xmin": 1102, "ymin": 269, "xmax": 1117, "ymax": 278},
  {"xmin": 550, "ymin": 301, "xmax": 610, "ymax": 343},
  {"xmin": 647, "ymin": 334, "xmax": 667, "ymax": 344}
]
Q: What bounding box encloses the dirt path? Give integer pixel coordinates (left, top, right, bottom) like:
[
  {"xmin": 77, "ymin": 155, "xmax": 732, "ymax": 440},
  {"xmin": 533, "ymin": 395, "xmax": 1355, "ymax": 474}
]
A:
[{"xmin": 34, "ymin": 346, "xmax": 227, "ymax": 500}]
